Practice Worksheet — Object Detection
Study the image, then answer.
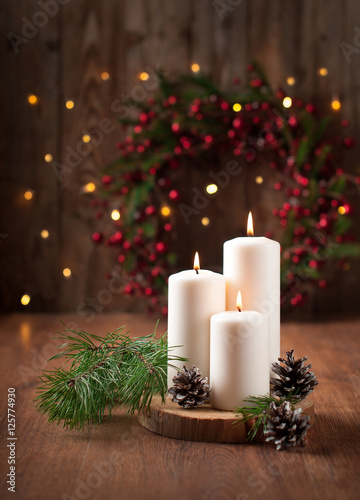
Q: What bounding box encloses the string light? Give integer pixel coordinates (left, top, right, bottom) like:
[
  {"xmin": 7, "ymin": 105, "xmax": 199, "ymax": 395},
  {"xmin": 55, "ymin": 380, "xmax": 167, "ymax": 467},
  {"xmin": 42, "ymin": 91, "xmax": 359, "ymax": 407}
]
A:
[
  {"xmin": 24, "ymin": 190, "xmax": 33, "ymax": 200},
  {"xmin": 287, "ymin": 77, "xmax": 295, "ymax": 86},
  {"xmin": 206, "ymin": 184, "xmax": 218, "ymax": 194},
  {"xmin": 161, "ymin": 206, "xmax": 171, "ymax": 216},
  {"xmin": 201, "ymin": 217, "xmax": 210, "ymax": 226},
  {"xmin": 21, "ymin": 294, "xmax": 31, "ymax": 306},
  {"xmin": 233, "ymin": 103, "xmax": 242, "ymax": 112},
  {"xmin": 101, "ymin": 71, "xmax": 110, "ymax": 81},
  {"xmin": 44, "ymin": 154, "xmax": 53, "ymax": 163},
  {"xmin": 40, "ymin": 230, "xmax": 49, "ymax": 239},
  {"xmin": 338, "ymin": 206, "xmax": 346, "ymax": 215},
  {"xmin": 82, "ymin": 134, "xmax": 91, "ymax": 143},
  {"xmin": 319, "ymin": 68, "xmax": 328, "ymax": 76},
  {"xmin": 331, "ymin": 99, "xmax": 341, "ymax": 111},
  {"xmin": 63, "ymin": 268, "xmax": 72, "ymax": 278},
  {"xmin": 255, "ymin": 176, "xmax": 263, "ymax": 184},
  {"xmin": 83, "ymin": 182, "xmax": 96, "ymax": 193},
  {"xmin": 282, "ymin": 97, "xmax": 292, "ymax": 108},
  {"xmin": 139, "ymin": 72, "xmax": 149, "ymax": 81},
  {"xmin": 65, "ymin": 100, "xmax": 74, "ymax": 109},
  {"xmin": 111, "ymin": 209, "xmax": 121, "ymax": 221},
  {"xmin": 28, "ymin": 94, "xmax": 38, "ymax": 105},
  {"xmin": 191, "ymin": 63, "xmax": 200, "ymax": 73}
]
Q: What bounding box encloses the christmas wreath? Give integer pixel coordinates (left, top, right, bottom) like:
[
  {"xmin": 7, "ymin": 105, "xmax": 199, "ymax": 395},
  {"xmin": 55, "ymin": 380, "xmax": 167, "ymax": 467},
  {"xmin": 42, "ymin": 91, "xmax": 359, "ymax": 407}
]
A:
[{"xmin": 93, "ymin": 64, "xmax": 360, "ymax": 314}]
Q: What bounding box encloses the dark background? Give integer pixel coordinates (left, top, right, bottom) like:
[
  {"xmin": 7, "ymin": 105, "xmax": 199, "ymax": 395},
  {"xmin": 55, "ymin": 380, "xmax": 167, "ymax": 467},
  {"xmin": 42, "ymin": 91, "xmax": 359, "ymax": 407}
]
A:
[{"xmin": 1, "ymin": 0, "xmax": 359, "ymax": 316}]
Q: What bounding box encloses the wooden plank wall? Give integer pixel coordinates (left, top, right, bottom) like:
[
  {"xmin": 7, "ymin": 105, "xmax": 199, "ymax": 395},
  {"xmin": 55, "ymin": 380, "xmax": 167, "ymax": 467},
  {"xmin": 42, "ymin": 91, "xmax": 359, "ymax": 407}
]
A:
[{"xmin": 0, "ymin": 0, "xmax": 359, "ymax": 315}]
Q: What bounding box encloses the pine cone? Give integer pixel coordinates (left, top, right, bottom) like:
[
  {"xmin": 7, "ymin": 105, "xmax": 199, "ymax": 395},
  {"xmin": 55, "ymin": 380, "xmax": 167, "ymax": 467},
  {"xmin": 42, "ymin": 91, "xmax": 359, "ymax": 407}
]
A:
[
  {"xmin": 168, "ymin": 366, "xmax": 211, "ymax": 408},
  {"xmin": 271, "ymin": 349, "xmax": 318, "ymax": 401},
  {"xmin": 264, "ymin": 401, "xmax": 311, "ymax": 450}
]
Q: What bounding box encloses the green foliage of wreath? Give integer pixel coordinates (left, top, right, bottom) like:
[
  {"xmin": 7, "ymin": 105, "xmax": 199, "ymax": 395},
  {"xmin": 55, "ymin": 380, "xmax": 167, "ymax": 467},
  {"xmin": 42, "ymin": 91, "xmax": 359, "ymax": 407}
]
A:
[{"xmin": 94, "ymin": 63, "xmax": 360, "ymax": 314}]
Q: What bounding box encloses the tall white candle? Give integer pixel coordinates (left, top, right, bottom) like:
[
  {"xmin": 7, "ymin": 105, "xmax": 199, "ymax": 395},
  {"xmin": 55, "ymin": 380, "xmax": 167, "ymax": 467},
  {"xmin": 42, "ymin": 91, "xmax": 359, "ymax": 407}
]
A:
[
  {"xmin": 210, "ymin": 292, "xmax": 269, "ymax": 410},
  {"xmin": 167, "ymin": 253, "xmax": 226, "ymax": 388},
  {"xmin": 223, "ymin": 212, "xmax": 280, "ymax": 366}
]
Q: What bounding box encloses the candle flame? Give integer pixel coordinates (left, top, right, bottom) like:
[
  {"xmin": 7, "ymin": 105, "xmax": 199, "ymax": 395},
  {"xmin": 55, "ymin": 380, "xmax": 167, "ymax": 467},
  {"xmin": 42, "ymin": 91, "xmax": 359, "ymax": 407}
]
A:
[
  {"xmin": 236, "ymin": 291, "xmax": 242, "ymax": 312},
  {"xmin": 247, "ymin": 211, "xmax": 254, "ymax": 237},
  {"xmin": 194, "ymin": 252, "xmax": 200, "ymax": 273}
]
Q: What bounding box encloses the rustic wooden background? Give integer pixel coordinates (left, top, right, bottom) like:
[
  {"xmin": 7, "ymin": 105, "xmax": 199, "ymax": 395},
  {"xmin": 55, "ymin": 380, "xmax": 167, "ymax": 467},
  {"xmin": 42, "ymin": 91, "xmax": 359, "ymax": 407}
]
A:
[{"xmin": 1, "ymin": 0, "xmax": 359, "ymax": 315}]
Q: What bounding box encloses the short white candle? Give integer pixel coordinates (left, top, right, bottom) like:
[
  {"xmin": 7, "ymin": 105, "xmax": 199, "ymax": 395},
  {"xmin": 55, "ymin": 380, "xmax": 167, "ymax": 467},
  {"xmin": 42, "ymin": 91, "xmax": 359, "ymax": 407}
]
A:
[
  {"xmin": 223, "ymin": 212, "xmax": 280, "ymax": 366},
  {"xmin": 210, "ymin": 292, "xmax": 269, "ymax": 410},
  {"xmin": 167, "ymin": 253, "xmax": 226, "ymax": 388}
]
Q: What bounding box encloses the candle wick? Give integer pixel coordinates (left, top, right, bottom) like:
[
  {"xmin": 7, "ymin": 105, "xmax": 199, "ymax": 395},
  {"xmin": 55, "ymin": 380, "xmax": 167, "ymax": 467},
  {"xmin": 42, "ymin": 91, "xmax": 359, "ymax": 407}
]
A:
[
  {"xmin": 195, "ymin": 268, "xmax": 199, "ymax": 275},
  {"xmin": 237, "ymin": 306, "xmax": 241, "ymax": 312}
]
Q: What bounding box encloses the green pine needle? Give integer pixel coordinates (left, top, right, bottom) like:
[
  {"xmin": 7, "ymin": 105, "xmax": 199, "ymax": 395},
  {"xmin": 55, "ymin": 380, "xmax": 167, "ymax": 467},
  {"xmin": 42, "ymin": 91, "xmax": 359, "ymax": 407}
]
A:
[{"xmin": 34, "ymin": 322, "xmax": 186, "ymax": 430}]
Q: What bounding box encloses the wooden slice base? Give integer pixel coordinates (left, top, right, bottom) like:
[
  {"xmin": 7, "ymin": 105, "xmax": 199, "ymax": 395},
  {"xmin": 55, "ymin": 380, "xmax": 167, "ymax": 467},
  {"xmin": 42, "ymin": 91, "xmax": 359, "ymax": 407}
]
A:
[{"xmin": 138, "ymin": 396, "xmax": 314, "ymax": 443}]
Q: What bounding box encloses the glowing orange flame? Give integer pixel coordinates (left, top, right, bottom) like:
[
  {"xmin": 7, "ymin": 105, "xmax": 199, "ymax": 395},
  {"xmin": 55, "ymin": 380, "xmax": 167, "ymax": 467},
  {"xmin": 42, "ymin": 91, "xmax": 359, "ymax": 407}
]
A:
[
  {"xmin": 194, "ymin": 252, "xmax": 200, "ymax": 273},
  {"xmin": 247, "ymin": 211, "xmax": 254, "ymax": 236},
  {"xmin": 236, "ymin": 291, "xmax": 242, "ymax": 312}
]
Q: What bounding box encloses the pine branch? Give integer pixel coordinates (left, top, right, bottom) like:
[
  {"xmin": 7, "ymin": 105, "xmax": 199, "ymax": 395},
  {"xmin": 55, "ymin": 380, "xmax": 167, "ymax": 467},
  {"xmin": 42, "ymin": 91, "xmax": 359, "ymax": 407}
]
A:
[{"xmin": 34, "ymin": 323, "xmax": 186, "ymax": 430}]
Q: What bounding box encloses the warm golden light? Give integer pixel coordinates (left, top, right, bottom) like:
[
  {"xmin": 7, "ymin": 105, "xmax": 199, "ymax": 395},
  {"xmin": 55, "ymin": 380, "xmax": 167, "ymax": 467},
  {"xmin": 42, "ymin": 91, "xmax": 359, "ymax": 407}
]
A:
[
  {"xmin": 161, "ymin": 206, "xmax": 171, "ymax": 216},
  {"xmin": 233, "ymin": 103, "xmax": 242, "ymax": 112},
  {"xmin": 21, "ymin": 294, "xmax": 31, "ymax": 306},
  {"xmin": 139, "ymin": 72, "xmax": 149, "ymax": 81},
  {"xmin": 83, "ymin": 182, "xmax": 96, "ymax": 193},
  {"xmin": 44, "ymin": 154, "xmax": 53, "ymax": 163},
  {"xmin": 65, "ymin": 100, "xmax": 74, "ymax": 109},
  {"xmin": 338, "ymin": 206, "xmax": 346, "ymax": 215},
  {"xmin": 24, "ymin": 190, "xmax": 33, "ymax": 200},
  {"xmin": 28, "ymin": 94, "xmax": 38, "ymax": 105},
  {"xmin": 236, "ymin": 291, "xmax": 242, "ymax": 312},
  {"xmin": 287, "ymin": 77, "xmax": 295, "ymax": 86},
  {"xmin": 82, "ymin": 134, "xmax": 91, "ymax": 143},
  {"xmin": 40, "ymin": 229, "xmax": 49, "ymax": 239},
  {"xmin": 101, "ymin": 71, "xmax": 110, "ymax": 81},
  {"xmin": 319, "ymin": 67, "xmax": 328, "ymax": 76},
  {"xmin": 201, "ymin": 217, "xmax": 210, "ymax": 226},
  {"xmin": 20, "ymin": 321, "xmax": 31, "ymax": 350},
  {"xmin": 193, "ymin": 251, "xmax": 200, "ymax": 273},
  {"xmin": 331, "ymin": 99, "xmax": 341, "ymax": 111},
  {"xmin": 255, "ymin": 176, "xmax": 263, "ymax": 184},
  {"xmin": 206, "ymin": 184, "xmax": 218, "ymax": 195},
  {"xmin": 191, "ymin": 63, "xmax": 200, "ymax": 73},
  {"xmin": 282, "ymin": 97, "xmax": 292, "ymax": 108},
  {"xmin": 63, "ymin": 268, "xmax": 71, "ymax": 277},
  {"xmin": 111, "ymin": 209, "xmax": 121, "ymax": 221},
  {"xmin": 247, "ymin": 211, "xmax": 254, "ymax": 237}
]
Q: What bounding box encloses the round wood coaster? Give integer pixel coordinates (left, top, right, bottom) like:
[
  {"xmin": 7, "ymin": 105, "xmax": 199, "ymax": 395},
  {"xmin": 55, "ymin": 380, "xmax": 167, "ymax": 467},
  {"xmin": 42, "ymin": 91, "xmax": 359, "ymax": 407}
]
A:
[{"xmin": 138, "ymin": 396, "xmax": 314, "ymax": 443}]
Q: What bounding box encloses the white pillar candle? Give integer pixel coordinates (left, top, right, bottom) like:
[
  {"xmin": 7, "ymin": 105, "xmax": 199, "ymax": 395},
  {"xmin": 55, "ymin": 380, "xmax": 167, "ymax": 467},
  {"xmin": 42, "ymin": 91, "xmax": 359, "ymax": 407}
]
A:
[
  {"xmin": 223, "ymin": 212, "xmax": 280, "ymax": 366},
  {"xmin": 167, "ymin": 253, "xmax": 226, "ymax": 388},
  {"xmin": 210, "ymin": 292, "xmax": 269, "ymax": 410}
]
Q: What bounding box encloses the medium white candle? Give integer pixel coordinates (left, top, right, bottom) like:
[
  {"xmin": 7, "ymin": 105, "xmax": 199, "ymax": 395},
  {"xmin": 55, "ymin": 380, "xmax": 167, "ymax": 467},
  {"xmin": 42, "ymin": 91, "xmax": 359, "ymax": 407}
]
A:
[
  {"xmin": 167, "ymin": 253, "xmax": 226, "ymax": 388},
  {"xmin": 223, "ymin": 212, "xmax": 280, "ymax": 366},
  {"xmin": 210, "ymin": 292, "xmax": 269, "ymax": 410}
]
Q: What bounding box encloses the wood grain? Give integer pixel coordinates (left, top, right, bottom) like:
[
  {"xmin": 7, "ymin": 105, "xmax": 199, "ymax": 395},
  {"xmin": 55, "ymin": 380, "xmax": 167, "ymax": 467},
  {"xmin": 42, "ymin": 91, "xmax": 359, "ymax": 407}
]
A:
[
  {"xmin": 138, "ymin": 395, "xmax": 314, "ymax": 443},
  {"xmin": 0, "ymin": 313, "xmax": 360, "ymax": 500},
  {"xmin": 0, "ymin": 0, "xmax": 360, "ymax": 314}
]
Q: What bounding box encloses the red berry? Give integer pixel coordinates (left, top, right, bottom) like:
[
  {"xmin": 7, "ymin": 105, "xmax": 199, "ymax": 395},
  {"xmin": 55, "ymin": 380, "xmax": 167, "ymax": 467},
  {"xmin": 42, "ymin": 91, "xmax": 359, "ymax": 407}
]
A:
[
  {"xmin": 155, "ymin": 242, "xmax": 167, "ymax": 253},
  {"xmin": 145, "ymin": 205, "xmax": 156, "ymax": 215},
  {"xmin": 169, "ymin": 189, "xmax": 180, "ymax": 201},
  {"xmin": 92, "ymin": 232, "xmax": 103, "ymax": 243},
  {"xmin": 123, "ymin": 284, "xmax": 133, "ymax": 295}
]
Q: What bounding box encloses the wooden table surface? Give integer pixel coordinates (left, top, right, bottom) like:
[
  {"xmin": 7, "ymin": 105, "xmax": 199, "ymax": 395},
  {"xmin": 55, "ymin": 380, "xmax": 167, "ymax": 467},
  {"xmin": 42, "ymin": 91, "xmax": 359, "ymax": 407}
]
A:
[{"xmin": 1, "ymin": 313, "xmax": 359, "ymax": 500}]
